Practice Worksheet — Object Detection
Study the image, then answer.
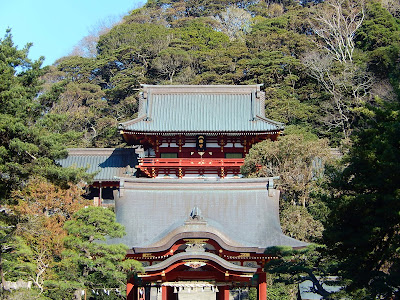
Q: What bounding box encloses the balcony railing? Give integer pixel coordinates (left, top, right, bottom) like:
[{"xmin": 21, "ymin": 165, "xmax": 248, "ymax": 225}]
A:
[{"xmin": 138, "ymin": 158, "xmax": 244, "ymax": 168}]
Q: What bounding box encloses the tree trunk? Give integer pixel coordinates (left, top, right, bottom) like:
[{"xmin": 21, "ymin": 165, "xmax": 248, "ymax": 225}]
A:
[
  {"xmin": 0, "ymin": 254, "xmax": 6, "ymax": 292},
  {"xmin": 74, "ymin": 288, "xmax": 83, "ymax": 300}
]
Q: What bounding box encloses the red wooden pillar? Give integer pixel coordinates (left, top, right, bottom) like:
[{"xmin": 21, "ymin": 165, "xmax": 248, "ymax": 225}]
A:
[
  {"xmin": 258, "ymin": 272, "xmax": 267, "ymax": 300},
  {"xmin": 127, "ymin": 282, "xmax": 136, "ymax": 300},
  {"xmin": 162, "ymin": 285, "xmax": 168, "ymax": 300},
  {"xmin": 218, "ymin": 285, "xmax": 230, "ymax": 300}
]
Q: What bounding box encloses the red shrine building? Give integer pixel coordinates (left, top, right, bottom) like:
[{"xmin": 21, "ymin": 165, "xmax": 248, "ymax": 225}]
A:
[
  {"xmin": 59, "ymin": 85, "xmax": 306, "ymax": 300},
  {"xmin": 119, "ymin": 85, "xmax": 282, "ymax": 179}
]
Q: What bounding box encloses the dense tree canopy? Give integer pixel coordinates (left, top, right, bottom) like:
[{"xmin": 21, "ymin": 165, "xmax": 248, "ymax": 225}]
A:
[
  {"xmin": 0, "ymin": 30, "xmax": 87, "ymax": 200},
  {"xmin": 41, "ymin": 0, "xmax": 399, "ymax": 147},
  {"xmin": 0, "ymin": 31, "xmax": 139, "ymax": 299},
  {"xmin": 323, "ymin": 100, "xmax": 400, "ymax": 298},
  {"xmin": 59, "ymin": 207, "xmax": 142, "ymax": 299}
]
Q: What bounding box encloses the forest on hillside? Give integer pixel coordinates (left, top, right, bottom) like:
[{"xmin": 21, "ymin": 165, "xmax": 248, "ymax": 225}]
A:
[{"xmin": 0, "ymin": 0, "xmax": 399, "ymax": 299}]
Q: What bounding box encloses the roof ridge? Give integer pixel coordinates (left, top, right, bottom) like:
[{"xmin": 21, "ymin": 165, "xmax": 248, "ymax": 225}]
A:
[{"xmin": 141, "ymin": 84, "xmax": 263, "ymax": 94}]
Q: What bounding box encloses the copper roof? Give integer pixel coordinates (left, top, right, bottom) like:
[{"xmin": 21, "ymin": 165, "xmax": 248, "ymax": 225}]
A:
[{"xmin": 119, "ymin": 85, "xmax": 284, "ymax": 134}]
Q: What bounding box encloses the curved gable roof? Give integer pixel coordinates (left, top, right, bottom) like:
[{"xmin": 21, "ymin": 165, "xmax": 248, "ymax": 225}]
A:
[
  {"xmin": 111, "ymin": 178, "xmax": 307, "ymax": 250},
  {"xmin": 144, "ymin": 251, "xmax": 258, "ymax": 274}
]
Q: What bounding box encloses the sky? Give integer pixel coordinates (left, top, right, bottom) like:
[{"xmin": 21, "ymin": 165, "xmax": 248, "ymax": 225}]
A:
[{"xmin": 0, "ymin": 0, "xmax": 144, "ymax": 66}]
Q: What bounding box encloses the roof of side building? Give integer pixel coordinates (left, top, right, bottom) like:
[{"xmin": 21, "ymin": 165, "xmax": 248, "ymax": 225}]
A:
[{"xmin": 57, "ymin": 148, "xmax": 138, "ymax": 182}]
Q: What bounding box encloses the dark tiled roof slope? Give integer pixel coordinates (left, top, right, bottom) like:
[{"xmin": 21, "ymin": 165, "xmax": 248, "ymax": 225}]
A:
[
  {"xmin": 57, "ymin": 148, "xmax": 137, "ymax": 181},
  {"xmin": 111, "ymin": 178, "xmax": 307, "ymax": 250}
]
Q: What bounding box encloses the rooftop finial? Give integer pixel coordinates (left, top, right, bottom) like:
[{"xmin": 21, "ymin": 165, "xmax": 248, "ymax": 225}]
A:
[{"xmin": 190, "ymin": 206, "xmax": 202, "ymax": 220}]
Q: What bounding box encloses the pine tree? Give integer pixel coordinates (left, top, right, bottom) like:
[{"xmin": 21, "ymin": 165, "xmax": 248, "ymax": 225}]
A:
[
  {"xmin": 57, "ymin": 207, "xmax": 142, "ymax": 299},
  {"xmin": 324, "ymin": 99, "xmax": 400, "ymax": 298}
]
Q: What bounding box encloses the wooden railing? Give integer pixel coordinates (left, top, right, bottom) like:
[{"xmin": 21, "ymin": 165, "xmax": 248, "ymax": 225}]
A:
[{"xmin": 138, "ymin": 158, "xmax": 244, "ymax": 168}]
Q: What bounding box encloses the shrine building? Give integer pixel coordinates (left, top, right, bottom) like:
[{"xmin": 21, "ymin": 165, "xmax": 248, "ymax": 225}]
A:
[
  {"xmin": 59, "ymin": 84, "xmax": 306, "ymax": 300},
  {"xmin": 120, "ymin": 84, "xmax": 283, "ymax": 179}
]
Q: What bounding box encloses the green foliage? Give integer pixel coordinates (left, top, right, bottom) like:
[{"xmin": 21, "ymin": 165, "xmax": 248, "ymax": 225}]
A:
[
  {"xmin": 243, "ymin": 11, "xmax": 321, "ymax": 128},
  {"xmin": 64, "ymin": 206, "xmax": 126, "ymax": 241},
  {"xmin": 280, "ymin": 204, "xmax": 324, "ymax": 242},
  {"xmin": 241, "ymin": 133, "xmax": 332, "ymax": 207},
  {"xmin": 153, "ymin": 47, "xmax": 192, "ymax": 82},
  {"xmin": 0, "ymin": 31, "xmax": 94, "ymax": 297},
  {"xmin": 141, "ymin": 0, "xmax": 257, "ymax": 21},
  {"xmin": 266, "ymin": 279, "xmax": 293, "ymax": 300},
  {"xmin": 355, "ymin": 1, "xmax": 400, "ymax": 96},
  {"xmin": 248, "ymin": 287, "xmax": 257, "ymax": 300},
  {"xmin": 59, "ymin": 207, "xmax": 142, "ymax": 299},
  {"xmin": 323, "ymin": 100, "xmax": 400, "ymax": 298},
  {"xmin": 265, "ymin": 244, "xmax": 338, "ymax": 299},
  {"xmin": 0, "ymin": 31, "xmax": 43, "ymax": 120},
  {"xmin": 0, "ymin": 31, "xmax": 89, "ymax": 200},
  {"xmin": 97, "ymin": 22, "xmax": 171, "ymax": 58},
  {"xmin": 32, "ymin": 0, "xmax": 400, "ymax": 148},
  {"xmin": 0, "ymin": 230, "xmax": 36, "ymax": 282},
  {"xmin": 55, "ymin": 56, "xmax": 97, "ymax": 83},
  {"xmin": 0, "ymin": 288, "xmax": 49, "ymax": 300},
  {"xmin": 178, "ymin": 20, "xmax": 230, "ymax": 51},
  {"xmin": 356, "ymin": 1, "xmax": 400, "ymax": 52},
  {"xmin": 191, "ymin": 40, "xmax": 250, "ymax": 84}
]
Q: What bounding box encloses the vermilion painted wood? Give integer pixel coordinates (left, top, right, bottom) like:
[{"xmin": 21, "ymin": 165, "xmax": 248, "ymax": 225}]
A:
[{"xmin": 138, "ymin": 158, "xmax": 244, "ymax": 167}]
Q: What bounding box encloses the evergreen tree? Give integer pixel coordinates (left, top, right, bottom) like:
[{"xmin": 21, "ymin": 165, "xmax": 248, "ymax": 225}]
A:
[
  {"xmin": 0, "ymin": 30, "xmax": 86, "ymax": 201},
  {"xmin": 56, "ymin": 207, "xmax": 142, "ymax": 299},
  {"xmin": 0, "ymin": 31, "xmax": 89, "ymax": 296},
  {"xmin": 323, "ymin": 99, "xmax": 400, "ymax": 298}
]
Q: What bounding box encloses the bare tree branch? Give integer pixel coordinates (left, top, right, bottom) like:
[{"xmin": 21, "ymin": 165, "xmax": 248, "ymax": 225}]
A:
[{"xmin": 310, "ymin": 0, "xmax": 365, "ymax": 63}]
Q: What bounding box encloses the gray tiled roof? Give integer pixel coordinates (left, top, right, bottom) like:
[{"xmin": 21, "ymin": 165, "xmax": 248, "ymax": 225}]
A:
[
  {"xmin": 119, "ymin": 85, "xmax": 283, "ymax": 134},
  {"xmin": 111, "ymin": 178, "xmax": 307, "ymax": 250},
  {"xmin": 57, "ymin": 148, "xmax": 137, "ymax": 181}
]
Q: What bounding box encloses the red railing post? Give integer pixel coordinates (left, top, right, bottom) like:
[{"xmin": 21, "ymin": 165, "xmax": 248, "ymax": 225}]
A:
[{"xmin": 137, "ymin": 158, "xmax": 244, "ymax": 178}]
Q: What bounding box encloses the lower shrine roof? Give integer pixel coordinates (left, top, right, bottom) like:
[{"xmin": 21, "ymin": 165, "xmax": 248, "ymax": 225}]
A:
[{"xmin": 111, "ymin": 178, "xmax": 307, "ymax": 250}]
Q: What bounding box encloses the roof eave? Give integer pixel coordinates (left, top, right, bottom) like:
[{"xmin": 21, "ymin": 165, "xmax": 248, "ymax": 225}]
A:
[
  {"xmin": 120, "ymin": 130, "xmax": 283, "ymax": 136},
  {"xmin": 119, "ymin": 115, "xmax": 147, "ymax": 129}
]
